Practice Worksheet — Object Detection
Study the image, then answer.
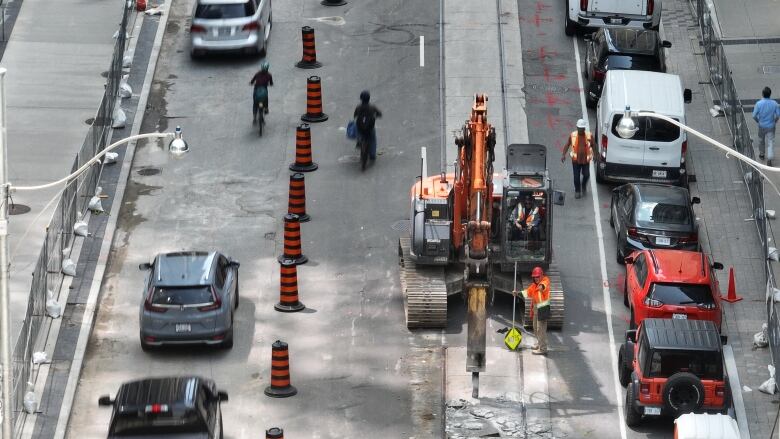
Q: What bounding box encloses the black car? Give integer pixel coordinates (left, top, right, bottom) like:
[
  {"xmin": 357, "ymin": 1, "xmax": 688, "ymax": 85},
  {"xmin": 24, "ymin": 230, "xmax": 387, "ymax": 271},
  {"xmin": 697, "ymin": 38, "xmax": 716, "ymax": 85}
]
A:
[
  {"xmin": 583, "ymin": 28, "xmax": 671, "ymax": 108},
  {"xmin": 98, "ymin": 376, "xmax": 228, "ymax": 438},
  {"xmin": 610, "ymin": 183, "xmax": 700, "ymax": 263}
]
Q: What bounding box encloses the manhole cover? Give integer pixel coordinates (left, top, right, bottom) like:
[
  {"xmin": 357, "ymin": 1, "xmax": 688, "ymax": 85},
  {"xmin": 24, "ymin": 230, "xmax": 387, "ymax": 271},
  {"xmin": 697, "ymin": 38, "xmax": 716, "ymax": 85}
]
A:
[
  {"xmin": 137, "ymin": 167, "xmax": 161, "ymax": 176},
  {"xmin": 85, "ymin": 117, "xmax": 95, "ymax": 125},
  {"xmin": 264, "ymin": 232, "xmax": 276, "ymax": 240},
  {"xmin": 9, "ymin": 204, "xmax": 31, "ymax": 215},
  {"xmin": 391, "ymin": 220, "xmax": 410, "ymax": 232}
]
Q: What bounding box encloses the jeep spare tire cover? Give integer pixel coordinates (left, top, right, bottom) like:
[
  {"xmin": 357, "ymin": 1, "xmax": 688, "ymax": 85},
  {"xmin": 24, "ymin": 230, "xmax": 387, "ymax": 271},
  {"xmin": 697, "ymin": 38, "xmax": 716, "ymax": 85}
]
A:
[{"xmin": 663, "ymin": 372, "xmax": 705, "ymax": 416}]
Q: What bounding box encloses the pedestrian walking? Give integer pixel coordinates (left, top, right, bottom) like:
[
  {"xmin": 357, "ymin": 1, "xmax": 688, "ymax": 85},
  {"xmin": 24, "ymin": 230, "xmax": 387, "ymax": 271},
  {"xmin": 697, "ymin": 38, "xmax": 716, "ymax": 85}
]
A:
[
  {"xmin": 752, "ymin": 87, "xmax": 780, "ymax": 166},
  {"xmin": 561, "ymin": 119, "xmax": 595, "ymax": 199},
  {"xmin": 517, "ymin": 266, "xmax": 551, "ymax": 355}
]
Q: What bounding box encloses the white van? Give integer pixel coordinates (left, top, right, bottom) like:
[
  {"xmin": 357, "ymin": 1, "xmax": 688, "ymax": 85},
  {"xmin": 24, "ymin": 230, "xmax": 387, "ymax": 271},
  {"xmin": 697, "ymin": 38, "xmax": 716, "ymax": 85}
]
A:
[
  {"xmin": 565, "ymin": 0, "xmax": 662, "ymax": 36},
  {"xmin": 674, "ymin": 413, "xmax": 740, "ymax": 439},
  {"xmin": 595, "ymin": 70, "xmax": 691, "ymax": 186}
]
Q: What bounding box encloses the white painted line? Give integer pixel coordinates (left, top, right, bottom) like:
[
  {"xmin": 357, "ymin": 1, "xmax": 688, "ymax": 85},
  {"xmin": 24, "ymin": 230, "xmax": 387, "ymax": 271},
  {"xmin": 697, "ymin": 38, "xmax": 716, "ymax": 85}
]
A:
[
  {"xmin": 419, "ymin": 35, "xmax": 425, "ymax": 67},
  {"xmin": 573, "ymin": 37, "xmax": 628, "ymax": 439},
  {"xmin": 723, "ymin": 345, "xmax": 751, "ymax": 439}
]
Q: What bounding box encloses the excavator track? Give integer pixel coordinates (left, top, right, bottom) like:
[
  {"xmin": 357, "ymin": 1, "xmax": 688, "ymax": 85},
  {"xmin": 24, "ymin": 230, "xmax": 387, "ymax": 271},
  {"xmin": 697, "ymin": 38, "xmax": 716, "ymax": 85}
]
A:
[
  {"xmin": 398, "ymin": 236, "xmax": 448, "ymax": 329},
  {"xmin": 523, "ymin": 263, "xmax": 565, "ymax": 330}
]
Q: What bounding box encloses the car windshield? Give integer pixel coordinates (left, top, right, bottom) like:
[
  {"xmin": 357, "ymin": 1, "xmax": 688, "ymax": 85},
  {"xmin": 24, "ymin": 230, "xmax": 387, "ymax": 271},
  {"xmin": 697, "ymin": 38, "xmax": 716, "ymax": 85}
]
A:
[
  {"xmin": 611, "ymin": 115, "xmax": 681, "ymax": 142},
  {"xmin": 604, "ymin": 54, "xmax": 662, "ymax": 71},
  {"xmin": 635, "ymin": 202, "xmax": 690, "ymax": 225},
  {"xmin": 195, "ymin": 2, "xmax": 254, "ymax": 19},
  {"xmin": 647, "ymin": 350, "xmax": 723, "ymax": 379},
  {"xmin": 152, "ymin": 286, "xmax": 213, "ymax": 305},
  {"xmin": 648, "ymin": 283, "xmax": 714, "ymax": 306},
  {"xmin": 111, "ymin": 410, "xmax": 207, "ymax": 436}
]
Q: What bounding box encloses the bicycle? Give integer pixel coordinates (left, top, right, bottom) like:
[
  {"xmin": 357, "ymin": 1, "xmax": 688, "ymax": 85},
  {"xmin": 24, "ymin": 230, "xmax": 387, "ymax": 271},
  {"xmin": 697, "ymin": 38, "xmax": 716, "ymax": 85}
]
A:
[
  {"xmin": 357, "ymin": 134, "xmax": 369, "ymax": 170},
  {"xmin": 256, "ymin": 102, "xmax": 265, "ymax": 137}
]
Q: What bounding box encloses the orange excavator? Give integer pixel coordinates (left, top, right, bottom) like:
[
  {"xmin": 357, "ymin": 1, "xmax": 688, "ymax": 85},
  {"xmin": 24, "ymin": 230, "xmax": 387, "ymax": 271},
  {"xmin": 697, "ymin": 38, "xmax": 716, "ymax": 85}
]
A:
[{"xmin": 398, "ymin": 94, "xmax": 565, "ymax": 392}]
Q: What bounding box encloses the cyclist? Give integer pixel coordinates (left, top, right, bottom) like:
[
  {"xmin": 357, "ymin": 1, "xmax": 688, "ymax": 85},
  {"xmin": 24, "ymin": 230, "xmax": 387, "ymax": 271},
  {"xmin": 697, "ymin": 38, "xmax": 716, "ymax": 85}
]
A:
[
  {"xmin": 249, "ymin": 61, "xmax": 273, "ymax": 124},
  {"xmin": 353, "ymin": 90, "xmax": 382, "ymax": 160}
]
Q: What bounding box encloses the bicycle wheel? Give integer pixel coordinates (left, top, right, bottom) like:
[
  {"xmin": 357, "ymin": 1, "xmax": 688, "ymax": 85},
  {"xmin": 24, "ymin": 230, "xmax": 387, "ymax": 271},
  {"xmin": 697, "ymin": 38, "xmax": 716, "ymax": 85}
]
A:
[
  {"xmin": 257, "ymin": 104, "xmax": 264, "ymax": 136},
  {"xmin": 360, "ymin": 138, "xmax": 368, "ymax": 170}
]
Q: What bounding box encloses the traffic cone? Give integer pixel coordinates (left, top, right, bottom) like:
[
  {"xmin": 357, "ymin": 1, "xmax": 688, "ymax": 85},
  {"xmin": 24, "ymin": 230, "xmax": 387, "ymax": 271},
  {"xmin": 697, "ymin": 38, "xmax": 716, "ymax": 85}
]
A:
[
  {"xmin": 287, "ymin": 173, "xmax": 310, "ymax": 222},
  {"xmin": 289, "ymin": 123, "xmax": 318, "ymax": 172},
  {"xmin": 295, "ymin": 27, "xmax": 322, "ymax": 69},
  {"xmin": 722, "ymin": 266, "xmax": 743, "ymax": 303},
  {"xmin": 300, "ymin": 76, "xmax": 328, "ymax": 123},
  {"xmin": 264, "ymin": 340, "xmax": 297, "ymax": 398},
  {"xmin": 278, "ymin": 213, "xmax": 307, "ymax": 265},
  {"xmin": 266, "ymin": 428, "xmax": 284, "ymax": 439},
  {"xmin": 276, "ymin": 259, "xmax": 305, "ymax": 312}
]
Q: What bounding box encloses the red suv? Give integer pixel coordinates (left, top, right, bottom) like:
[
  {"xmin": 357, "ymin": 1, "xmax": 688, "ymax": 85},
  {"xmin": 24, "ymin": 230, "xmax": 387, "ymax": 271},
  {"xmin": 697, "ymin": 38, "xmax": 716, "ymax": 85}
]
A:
[{"xmin": 623, "ymin": 249, "xmax": 723, "ymax": 330}]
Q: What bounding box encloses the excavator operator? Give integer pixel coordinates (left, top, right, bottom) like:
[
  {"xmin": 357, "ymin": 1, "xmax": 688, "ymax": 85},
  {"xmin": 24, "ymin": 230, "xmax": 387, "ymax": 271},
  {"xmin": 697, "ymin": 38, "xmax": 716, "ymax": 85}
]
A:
[{"xmin": 511, "ymin": 196, "xmax": 540, "ymax": 241}]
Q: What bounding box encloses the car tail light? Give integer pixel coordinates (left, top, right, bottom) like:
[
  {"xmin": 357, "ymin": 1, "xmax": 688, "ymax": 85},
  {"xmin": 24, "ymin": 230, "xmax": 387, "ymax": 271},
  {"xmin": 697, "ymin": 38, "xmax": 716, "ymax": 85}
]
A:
[
  {"xmin": 593, "ymin": 69, "xmax": 606, "ymax": 82},
  {"xmin": 198, "ymin": 287, "xmax": 221, "ymax": 312},
  {"xmin": 212, "ymin": 334, "xmax": 226, "ymax": 341},
  {"xmin": 678, "ymin": 232, "xmax": 698, "ymax": 243},
  {"xmin": 627, "ymin": 227, "xmax": 639, "ymax": 238},
  {"xmin": 647, "ymin": 0, "xmax": 654, "ymax": 15},
  {"xmin": 190, "ymin": 24, "xmax": 206, "ymax": 33},
  {"xmin": 640, "ymin": 383, "xmax": 650, "ymax": 394},
  {"xmin": 715, "ymin": 384, "xmax": 725, "ymax": 397},
  {"xmin": 681, "ymin": 140, "xmax": 688, "ymax": 164},
  {"xmin": 143, "ymin": 336, "xmax": 156, "ymax": 342},
  {"xmin": 144, "ymin": 288, "xmax": 167, "ymax": 313},
  {"xmin": 698, "ymin": 302, "xmax": 717, "ymax": 310},
  {"xmin": 601, "ymin": 135, "xmax": 608, "ymax": 158},
  {"xmin": 643, "ymin": 296, "xmax": 663, "ymax": 307},
  {"xmin": 580, "ymin": 0, "xmax": 588, "ymax": 11},
  {"xmin": 242, "ymin": 22, "xmax": 259, "ymax": 31}
]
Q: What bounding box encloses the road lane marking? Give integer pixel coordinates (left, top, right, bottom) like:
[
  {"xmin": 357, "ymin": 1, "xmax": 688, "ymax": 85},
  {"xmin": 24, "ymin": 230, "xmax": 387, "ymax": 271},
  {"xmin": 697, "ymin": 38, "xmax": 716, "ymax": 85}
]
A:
[
  {"xmin": 573, "ymin": 37, "xmax": 628, "ymax": 439},
  {"xmin": 420, "ymin": 35, "xmax": 424, "ymax": 67}
]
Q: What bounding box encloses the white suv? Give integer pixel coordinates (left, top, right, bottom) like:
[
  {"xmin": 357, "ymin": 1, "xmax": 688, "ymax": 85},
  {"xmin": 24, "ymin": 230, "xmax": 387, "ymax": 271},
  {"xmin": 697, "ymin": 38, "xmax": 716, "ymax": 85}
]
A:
[{"xmin": 565, "ymin": 0, "xmax": 661, "ymax": 36}]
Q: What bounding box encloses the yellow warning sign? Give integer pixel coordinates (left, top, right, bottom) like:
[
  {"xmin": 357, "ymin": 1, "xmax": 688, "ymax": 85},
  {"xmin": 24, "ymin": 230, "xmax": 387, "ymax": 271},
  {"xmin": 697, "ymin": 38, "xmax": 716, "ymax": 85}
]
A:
[{"xmin": 503, "ymin": 327, "xmax": 522, "ymax": 351}]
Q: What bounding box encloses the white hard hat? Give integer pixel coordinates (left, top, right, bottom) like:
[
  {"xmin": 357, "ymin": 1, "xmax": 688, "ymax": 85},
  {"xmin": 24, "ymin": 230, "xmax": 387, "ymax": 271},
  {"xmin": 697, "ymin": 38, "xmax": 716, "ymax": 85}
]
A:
[{"xmin": 576, "ymin": 119, "xmax": 587, "ymax": 129}]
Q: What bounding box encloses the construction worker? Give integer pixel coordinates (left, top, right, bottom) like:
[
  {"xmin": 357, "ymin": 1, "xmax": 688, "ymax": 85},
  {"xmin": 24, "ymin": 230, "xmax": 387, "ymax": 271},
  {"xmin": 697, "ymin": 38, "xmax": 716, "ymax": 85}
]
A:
[
  {"xmin": 516, "ymin": 266, "xmax": 551, "ymax": 355},
  {"xmin": 511, "ymin": 196, "xmax": 540, "ymax": 241},
  {"xmin": 560, "ymin": 119, "xmax": 595, "ymax": 199}
]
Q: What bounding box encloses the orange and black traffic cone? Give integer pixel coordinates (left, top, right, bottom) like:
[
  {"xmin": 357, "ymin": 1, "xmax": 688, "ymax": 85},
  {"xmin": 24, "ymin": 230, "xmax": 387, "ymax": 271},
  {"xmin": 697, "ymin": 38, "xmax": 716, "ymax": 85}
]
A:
[
  {"xmin": 266, "ymin": 428, "xmax": 284, "ymax": 439},
  {"xmin": 278, "ymin": 213, "xmax": 307, "ymax": 265},
  {"xmin": 287, "ymin": 173, "xmax": 310, "ymax": 222},
  {"xmin": 295, "ymin": 27, "xmax": 322, "ymax": 69},
  {"xmin": 301, "ymin": 76, "xmax": 328, "ymax": 123},
  {"xmin": 289, "ymin": 123, "xmax": 318, "ymax": 172},
  {"xmin": 264, "ymin": 340, "xmax": 297, "ymax": 398},
  {"xmin": 276, "ymin": 259, "xmax": 305, "ymax": 312}
]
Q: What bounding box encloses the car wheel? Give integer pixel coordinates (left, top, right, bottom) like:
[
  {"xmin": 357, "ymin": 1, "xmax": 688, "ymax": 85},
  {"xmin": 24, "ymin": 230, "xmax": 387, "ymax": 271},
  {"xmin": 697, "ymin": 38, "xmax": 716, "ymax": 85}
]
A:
[
  {"xmin": 662, "ymin": 372, "xmax": 705, "ymax": 418},
  {"xmin": 585, "ymin": 91, "xmax": 597, "ymax": 109},
  {"xmin": 190, "ymin": 49, "xmax": 203, "ymax": 60},
  {"xmin": 220, "ymin": 412, "xmax": 224, "ymax": 439},
  {"xmin": 629, "ymin": 307, "xmax": 637, "ymax": 330},
  {"xmin": 222, "ymin": 316, "xmax": 234, "ymax": 349},
  {"xmin": 618, "ymin": 344, "xmax": 632, "ymax": 387},
  {"xmin": 140, "ymin": 337, "xmax": 153, "ymax": 352},
  {"xmin": 616, "ymin": 242, "xmax": 625, "ymax": 265},
  {"xmin": 625, "ymin": 384, "xmax": 642, "ymax": 427},
  {"xmin": 623, "ymin": 277, "xmax": 629, "ymax": 307},
  {"xmin": 595, "ymin": 158, "xmax": 606, "ymax": 184},
  {"xmin": 235, "ymin": 275, "xmax": 240, "ymax": 309},
  {"xmin": 609, "ymin": 204, "xmax": 615, "ymax": 229},
  {"xmin": 564, "ymin": 8, "xmax": 576, "ymax": 36}
]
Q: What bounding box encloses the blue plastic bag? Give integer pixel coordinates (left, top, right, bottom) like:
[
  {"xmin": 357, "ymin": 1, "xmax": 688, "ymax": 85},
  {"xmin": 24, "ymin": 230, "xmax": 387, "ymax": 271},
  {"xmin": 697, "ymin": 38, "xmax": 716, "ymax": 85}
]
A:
[{"xmin": 346, "ymin": 120, "xmax": 357, "ymax": 140}]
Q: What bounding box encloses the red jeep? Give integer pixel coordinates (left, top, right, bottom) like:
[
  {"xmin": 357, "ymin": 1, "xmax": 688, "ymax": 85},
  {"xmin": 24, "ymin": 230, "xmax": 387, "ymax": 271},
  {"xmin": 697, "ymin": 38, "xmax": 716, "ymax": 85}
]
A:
[
  {"xmin": 618, "ymin": 318, "xmax": 730, "ymax": 426},
  {"xmin": 624, "ymin": 249, "xmax": 724, "ymax": 330}
]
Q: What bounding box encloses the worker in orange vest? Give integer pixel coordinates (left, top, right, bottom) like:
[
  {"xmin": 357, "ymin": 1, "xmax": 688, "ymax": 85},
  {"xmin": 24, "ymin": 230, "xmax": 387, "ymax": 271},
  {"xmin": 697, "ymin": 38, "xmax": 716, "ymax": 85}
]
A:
[
  {"xmin": 560, "ymin": 119, "xmax": 595, "ymax": 199},
  {"xmin": 516, "ymin": 266, "xmax": 551, "ymax": 355}
]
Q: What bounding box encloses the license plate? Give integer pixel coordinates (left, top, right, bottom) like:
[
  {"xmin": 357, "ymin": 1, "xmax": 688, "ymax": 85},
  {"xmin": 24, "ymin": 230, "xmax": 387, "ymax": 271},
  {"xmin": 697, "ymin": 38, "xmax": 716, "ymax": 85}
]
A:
[
  {"xmin": 652, "ymin": 170, "xmax": 667, "ymax": 178},
  {"xmin": 609, "ymin": 18, "xmax": 623, "ymax": 24},
  {"xmin": 656, "ymin": 236, "xmax": 671, "ymax": 246},
  {"xmin": 673, "ymin": 313, "xmax": 687, "ymax": 320},
  {"xmin": 644, "ymin": 406, "xmax": 661, "ymax": 416},
  {"xmin": 175, "ymin": 323, "xmax": 191, "ymax": 333},
  {"xmin": 218, "ymin": 27, "xmax": 232, "ymax": 36}
]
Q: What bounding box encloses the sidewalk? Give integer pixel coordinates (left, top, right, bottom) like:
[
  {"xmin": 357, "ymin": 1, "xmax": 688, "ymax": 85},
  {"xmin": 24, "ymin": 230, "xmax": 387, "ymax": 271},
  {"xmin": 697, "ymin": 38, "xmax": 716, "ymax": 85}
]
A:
[
  {"xmin": 0, "ymin": 0, "xmax": 121, "ymax": 341},
  {"xmin": 664, "ymin": 0, "xmax": 780, "ymax": 436}
]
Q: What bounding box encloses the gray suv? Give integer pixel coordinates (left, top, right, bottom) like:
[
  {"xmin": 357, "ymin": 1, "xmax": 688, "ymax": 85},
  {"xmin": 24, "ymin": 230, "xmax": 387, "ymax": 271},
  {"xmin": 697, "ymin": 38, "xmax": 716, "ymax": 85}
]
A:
[
  {"xmin": 139, "ymin": 251, "xmax": 239, "ymax": 350},
  {"xmin": 190, "ymin": 0, "xmax": 272, "ymax": 57}
]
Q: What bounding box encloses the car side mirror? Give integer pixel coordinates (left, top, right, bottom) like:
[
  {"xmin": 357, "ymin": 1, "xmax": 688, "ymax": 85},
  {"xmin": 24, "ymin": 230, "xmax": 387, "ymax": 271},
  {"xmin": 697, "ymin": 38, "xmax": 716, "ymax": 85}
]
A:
[
  {"xmin": 720, "ymin": 335, "xmax": 728, "ymax": 345},
  {"xmin": 683, "ymin": 88, "xmax": 692, "ymax": 104},
  {"xmin": 624, "ymin": 256, "xmax": 635, "ymax": 265},
  {"xmin": 626, "ymin": 329, "xmax": 637, "ymax": 343},
  {"xmin": 98, "ymin": 395, "xmax": 113, "ymax": 406},
  {"xmin": 583, "ymin": 33, "xmax": 592, "ymax": 41},
  {"xmin": 229, "ymin": 261, "xmax": 241, "ymax": 268},
  {"xmin": 139, "ymin": 262, "xmax": 152, "ymax": 271},
  {"xmin": 712, "ymin": 262, "xmax": 724, "ymax": 270},
  {"xmin": 662, "ymin": 40, "xmax": 672, "ymax": 48},
  {"xmin": 217, "ymin": 390, "xmax": 229, "ymax": 402},
  {"xmin": 691, "ymin": 196, "xmax": 701, "ymax": 205}
]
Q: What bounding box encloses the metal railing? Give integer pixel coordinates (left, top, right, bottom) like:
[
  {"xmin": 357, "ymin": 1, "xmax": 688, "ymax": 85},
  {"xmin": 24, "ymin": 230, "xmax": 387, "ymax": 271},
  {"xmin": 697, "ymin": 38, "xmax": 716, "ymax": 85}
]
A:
[
  {"xmin": 690, "ymin": 0, "xmax": 780, "ymax": 371},
  {"xmin": 8, "ymin": 2, "xmax": 131, "ymax": 434}
]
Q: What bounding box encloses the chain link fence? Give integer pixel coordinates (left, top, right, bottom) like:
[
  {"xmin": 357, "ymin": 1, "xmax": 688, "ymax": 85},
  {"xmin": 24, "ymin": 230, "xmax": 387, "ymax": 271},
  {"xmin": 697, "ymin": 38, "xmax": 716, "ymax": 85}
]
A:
[
  {"xmin": 8, "ymin": 2, "xmax": 131, "ymax": 434},
  {"xmin": 690, "ymin": 0, "xmax": 780, "ymax": 371}
]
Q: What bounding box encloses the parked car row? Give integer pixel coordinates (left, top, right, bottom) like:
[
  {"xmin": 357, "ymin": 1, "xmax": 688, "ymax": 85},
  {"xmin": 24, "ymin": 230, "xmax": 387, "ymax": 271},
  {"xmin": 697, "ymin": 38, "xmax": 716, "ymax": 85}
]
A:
[{"xmin": 565, "ymin": 1, "xmax": 737, "ymax": 432}]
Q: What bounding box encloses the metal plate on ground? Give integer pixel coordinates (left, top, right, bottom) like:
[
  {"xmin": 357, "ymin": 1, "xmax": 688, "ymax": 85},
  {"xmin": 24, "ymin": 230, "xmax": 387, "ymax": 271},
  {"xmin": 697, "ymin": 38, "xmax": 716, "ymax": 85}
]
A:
[{"xmin": 8, "ymin": 204, "xmax": 31, "ymax": 215}]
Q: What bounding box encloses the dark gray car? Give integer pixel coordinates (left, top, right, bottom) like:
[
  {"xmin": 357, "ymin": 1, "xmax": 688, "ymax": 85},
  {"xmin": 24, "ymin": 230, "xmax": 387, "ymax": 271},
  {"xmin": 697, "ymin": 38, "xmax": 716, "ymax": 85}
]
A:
[
  {"xmin": 98, "ymin": 376, "xmax": 228, "ymax": 438},
  {"xmin": 139, "ymin": 251, "xmax": 239, "ymax": 350}
]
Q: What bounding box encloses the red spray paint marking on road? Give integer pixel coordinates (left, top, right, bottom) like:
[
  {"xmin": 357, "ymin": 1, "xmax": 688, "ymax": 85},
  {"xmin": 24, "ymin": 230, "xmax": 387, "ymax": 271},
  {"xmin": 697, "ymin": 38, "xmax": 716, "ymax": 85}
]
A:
[
  {"xmin": 616, "ymin": 273, "xmax": 626, "ymax": 294},
  {"xmin": 519, "ymin": 13, "xmax": 552, "ymax": 27},
  {"xmin": 535, "ymin": 1, "xmax": 551, "ymax": 12}
]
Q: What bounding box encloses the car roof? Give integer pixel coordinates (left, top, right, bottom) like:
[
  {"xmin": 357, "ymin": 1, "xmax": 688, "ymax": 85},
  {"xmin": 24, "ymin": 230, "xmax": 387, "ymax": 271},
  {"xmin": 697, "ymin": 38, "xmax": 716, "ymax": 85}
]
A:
[
  {"xmin": 154, "ymin": 251, "xmax": 217, "ymax": 287},
  {"xmin": 115, "ymin": 376, "xmax": 211, "ymax": 413},
  {"xmin": 641, "ymin": 318, "xmax": 722, "ymax": 352},
  {"xmin": 604, "ymin": 70, "xmax": 684, "ymax": 118},
  {"xmin": 644, "ymin": 249, "xmax": 711, "ymax": 284},
  {"xmin": 602, "ymin": 28, "xmax": 661, "ymax": 55},
  {"xmin": 632, "ymin": 183, "xmax": 689, "ymax": 206}
]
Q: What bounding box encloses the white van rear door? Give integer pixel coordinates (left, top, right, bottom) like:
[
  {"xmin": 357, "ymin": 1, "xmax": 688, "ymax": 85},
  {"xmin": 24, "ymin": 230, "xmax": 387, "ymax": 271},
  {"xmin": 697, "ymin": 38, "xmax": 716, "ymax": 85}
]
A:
[
  {"xmin": 642, "ymin": 116, "xmax": 682, "ymax": 174},
  {"xmin": 590, "ymin": 0, "xmax": 645, "ymax": 15},
  {"xmin": 604, "ymin": 113, "xmax": 645, "ymax": 165}
]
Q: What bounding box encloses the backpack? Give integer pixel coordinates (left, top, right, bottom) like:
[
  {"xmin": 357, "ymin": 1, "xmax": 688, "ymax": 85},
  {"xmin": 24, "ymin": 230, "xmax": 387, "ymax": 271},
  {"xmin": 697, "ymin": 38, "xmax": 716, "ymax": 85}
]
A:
[{"xmin": 355, "ymin": 107, "xmax": 376, "ymax": 132}]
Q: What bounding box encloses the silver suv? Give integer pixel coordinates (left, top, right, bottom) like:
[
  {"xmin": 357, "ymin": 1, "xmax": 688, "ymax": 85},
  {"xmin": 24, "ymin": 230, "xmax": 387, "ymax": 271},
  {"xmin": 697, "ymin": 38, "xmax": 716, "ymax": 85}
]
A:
[
  {"xmin": 139, "ymin": 251, "xmax": 240, "ymax": 350},
  {"xmin": 190, "ymin": 0, "xmax": 272, "ymax": 57}
]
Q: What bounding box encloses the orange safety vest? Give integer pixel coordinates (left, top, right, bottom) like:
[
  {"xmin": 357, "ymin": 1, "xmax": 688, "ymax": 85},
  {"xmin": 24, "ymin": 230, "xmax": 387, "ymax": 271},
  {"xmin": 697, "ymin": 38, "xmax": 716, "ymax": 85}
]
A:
[
  {"xmin": 569, "ymin": 131, "xmax": 593, "ymax": 164},
  {"xmin": 522, "ymin": 276, "xmax": 551, "ymax": 310},
  {"xmin": 517, "ymin": 206, "xmax": 538, "ymax": 224}
]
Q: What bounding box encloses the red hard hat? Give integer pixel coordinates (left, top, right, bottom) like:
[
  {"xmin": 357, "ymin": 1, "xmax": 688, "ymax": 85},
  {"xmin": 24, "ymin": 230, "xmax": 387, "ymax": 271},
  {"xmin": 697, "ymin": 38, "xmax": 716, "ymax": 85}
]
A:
[{"xmin": 531, "ymin": 266, "xmax": 544, "ymax": 277}]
